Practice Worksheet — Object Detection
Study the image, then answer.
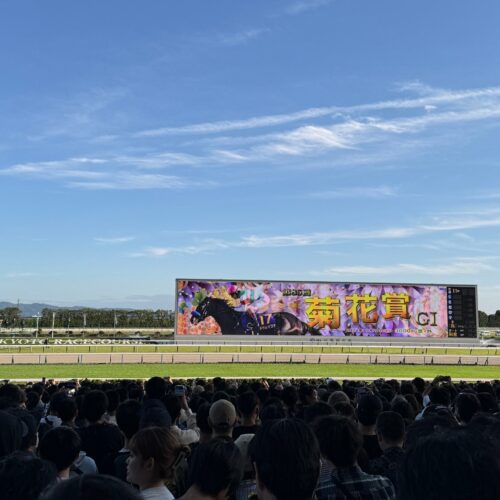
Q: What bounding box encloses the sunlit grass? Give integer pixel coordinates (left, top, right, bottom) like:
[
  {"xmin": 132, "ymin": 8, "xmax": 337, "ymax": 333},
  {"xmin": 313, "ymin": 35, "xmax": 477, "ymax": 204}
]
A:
[{"xmin": 1, "ymin": 363, "xmax": 498, "ymax": 380}]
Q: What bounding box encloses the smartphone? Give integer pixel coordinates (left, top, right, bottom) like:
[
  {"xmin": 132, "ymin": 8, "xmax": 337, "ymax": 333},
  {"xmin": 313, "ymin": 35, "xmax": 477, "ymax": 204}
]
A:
[{"xmin": 174, "ymin": 385, "xmax": 186, "ymax": 396}]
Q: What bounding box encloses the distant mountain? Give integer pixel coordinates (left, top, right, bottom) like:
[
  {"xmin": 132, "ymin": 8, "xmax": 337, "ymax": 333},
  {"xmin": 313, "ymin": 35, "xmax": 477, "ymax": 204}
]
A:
[
  {"xmin": 0, "ymin": 302, "xmax": 83, "ymax": 317},
  {"xmin": 0, "ymin": 301, "xmax": 173, "ymax": 316}
]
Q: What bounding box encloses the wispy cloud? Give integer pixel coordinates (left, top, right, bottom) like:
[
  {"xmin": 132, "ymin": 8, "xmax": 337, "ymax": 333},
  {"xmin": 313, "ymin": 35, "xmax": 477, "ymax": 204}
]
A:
[
  {"xmin": 217, "ymin": 28, "xmax": 269, "ymax": 46},
  {"xmin": 130, "ymin": 208, "xmax": 500, "ymax": 256},
  {"xmin": 68, "ymin": 173, "xmax": 188, "ymax": 190},
  {"xmin": 286, "ymin": 0, "xmax": 335, "ymax": 16},
  {"xmin": 136, "ymin": 84, "xmax": 500, "ymax": 137},
  {"xmin": 5, "ymin": 83, "xmax": 500, "ymax": 190},
  {"xmin": 93, "ymin": 236, "xmax": 135, "ymax": 244},
  {"xmin": 310, "ymin": 185, "xmax": 398, "ymax": 199},
  {"xmin": 319, "ymin": 257, "xmax": 494, "ymax": 277},
  {"xmin": 6, "ymin": 272, "xmax": 40, "ymax": 278}
]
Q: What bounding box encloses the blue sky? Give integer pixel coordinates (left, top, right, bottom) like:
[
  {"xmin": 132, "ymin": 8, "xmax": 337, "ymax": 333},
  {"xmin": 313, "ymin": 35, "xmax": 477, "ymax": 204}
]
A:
[{"xmin": 1, "ymin": 0, "xmax": 500, "ymax": 312}]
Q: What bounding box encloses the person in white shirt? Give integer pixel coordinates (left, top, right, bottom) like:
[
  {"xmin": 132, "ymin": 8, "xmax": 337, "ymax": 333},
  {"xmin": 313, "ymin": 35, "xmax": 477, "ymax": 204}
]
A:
[
  {"xmin": 127, "ymin": 426, "xmax": 183, "ymax": 500},
  {"xmin": 164, "ymin": 393, "xmax": 200, "ymax": 446}
]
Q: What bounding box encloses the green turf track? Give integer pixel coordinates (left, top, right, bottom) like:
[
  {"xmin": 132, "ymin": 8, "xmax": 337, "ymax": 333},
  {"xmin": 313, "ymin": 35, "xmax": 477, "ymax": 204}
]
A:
[
  {"xmin": 1, "ymin": 363, "xmax": 498, "ymax": 380},
  {"xmin": 1, "ymin": 345, "xmax": 499, "ymax": 356}
]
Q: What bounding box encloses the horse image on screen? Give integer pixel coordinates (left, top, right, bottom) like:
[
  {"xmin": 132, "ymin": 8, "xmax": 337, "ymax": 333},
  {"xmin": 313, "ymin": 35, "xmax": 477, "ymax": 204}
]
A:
[{"xmin": 176, "ymin": 280, "xmax": 476, "ymax": 337}]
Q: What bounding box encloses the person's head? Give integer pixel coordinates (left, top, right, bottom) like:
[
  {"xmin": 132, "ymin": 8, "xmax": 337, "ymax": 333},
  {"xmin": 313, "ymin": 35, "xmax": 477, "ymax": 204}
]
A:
[
  {"xmin": 399, "ymin": 428, "xmax": 500, "ymax": 500},
  {"xmin": 116, "ymin": 399, "xmax": 142, "ymax": 441},
  {"xmin": 356, "ymin": 394, "xmax": 383, "ymax": 427},
  {"xmin": 429, "ymin": 386, "xmax": 451, "ymax": 407},
  {"xmin": 313, "ymin": 415, "xmax": 362, "ymax": 467},
  {"xmin": 405, "ymin": 415, "xmax": 458, "ymax": 449},
  {"xmin": 0, "ymin": 453, "xmax": 57, "ymax": 500},
  {"xmin": 0, "ymin": 410, "xmax": 25, "ymax": 457},
  {"xmin": 454, "ymin": 392, "xmax": 481, "ymax": 424},
  {"xmin": 139, "ymin": 399, "xmax": 171, "ymax": 429},
  {"xmin": 39, "ymin": 427, "xmax": 81, "ymax": 476},
  {"xmin": 82, "ymin": 390, "xmax": 108, "ymax": 423},
  {"xmin": 127, "ymin": 426, "xmax": 182, "ymax": 488},
  {"xmin": 209, "ymin": 399, "xmax": 237, "ymax": 437},
  {"xmin": 196, "ymin": 402, "xmax": 212, "ymax": 441},
  {"xmin": 259, "ymin": 400, "xmax": 286, "ymax": 423},
  {"xmin": 304, "ymin": 401, "xmax": 333, "ymax": 425},
  {"xmin": 0, "ymin": 383, "xmax": 25, "ymax": 409},
  {"xmin": 376, "ymin": 411, "xmax": 405, "ymax": 449},
  {"xmin": 391, "ymin": 395, "xmax": 415, "ymax": 422},
  {"xmin": 189, "ymin": 438, "xmax": 243, "ymax": 499},
  {"xmin": 299, "ymin": 384, "xmax": 318, "ymax": 405},
  {"xmin": 7, "ymin": 408, "xmax": 38, "ymax": 452},
  {"xmin": 237, "ymin": 391, "xmax": 259, "ymax": 421},
  {"xmin": 106, "ymin": 390, "xmax": 120, "ymax": 416},
  {"xmin": 327, "ymin": 391, "xmax": 350, "ymax": 409},
  {"xmin": 477, "ymin": 392, "xmax": 499, "ymax": 414},
  {"xmin": 144, "ymin": 377, "xmax": 167, "ymax": 400},
  {"xmin": 332, "ymin": 402, "xmax": 356, "ymax": 420},
  {"xmin": 57, "ymin": 397, "xmax": 77, "ymax": 424},
  {"xmin": 252, "ymin": 419, "xmax": 320, "ymax": 500},
  {"xmin": 163, "ymin": 394, "xmax": 182, "ymax": 423},
  {"xmin": 40, "ymin": 474, "xmax": 141, "ymax": 500}
]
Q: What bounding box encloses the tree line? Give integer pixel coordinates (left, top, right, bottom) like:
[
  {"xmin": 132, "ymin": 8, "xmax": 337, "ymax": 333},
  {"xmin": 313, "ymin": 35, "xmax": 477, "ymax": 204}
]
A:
[
  {"xmin": 0, "ymin": 307, "xmax": 175, "ymax": 329},
  {"xmin": 1, "ymin": 306, "xmax": 500, "ymax": 329}
]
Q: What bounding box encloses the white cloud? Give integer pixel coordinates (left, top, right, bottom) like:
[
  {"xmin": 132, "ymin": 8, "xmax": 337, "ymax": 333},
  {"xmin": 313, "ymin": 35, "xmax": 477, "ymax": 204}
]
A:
[
  {"xmin": 129, "ymin": 208, "xmax": 500, "ymax": 256},
  {"xmin": 286, "ymin": 0, "xmax": 334, "ymax": 15},
  {"xmin": 68, "ymin": 173, "xmax": 187, "ymax": 190},
  {"xmin": 217, "ymin": 28, "xmax": 269, "ymax": 46},
  {"xmin": 320, "ymin": 258, "xmax": 494, "ymax": 277},
  {"xmin": 310, "ymin": 185, "xmax": 398, "ymax": 199},
  {"xmin": 136, "ymin": 84, "xmax": 500, "ymax": 137}
]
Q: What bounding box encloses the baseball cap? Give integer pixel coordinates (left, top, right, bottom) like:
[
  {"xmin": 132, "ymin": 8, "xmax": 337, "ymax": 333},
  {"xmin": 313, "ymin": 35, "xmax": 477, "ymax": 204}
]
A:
[{"xmin": 209, "ymin": 399, "xmax": 237, "ymax": 429}]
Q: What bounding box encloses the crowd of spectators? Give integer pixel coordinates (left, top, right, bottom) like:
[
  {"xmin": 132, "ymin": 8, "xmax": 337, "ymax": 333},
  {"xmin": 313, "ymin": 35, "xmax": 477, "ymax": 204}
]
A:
[{"xmin": 0, "ymin": 374, "xmax": 498, "ymax": 499}]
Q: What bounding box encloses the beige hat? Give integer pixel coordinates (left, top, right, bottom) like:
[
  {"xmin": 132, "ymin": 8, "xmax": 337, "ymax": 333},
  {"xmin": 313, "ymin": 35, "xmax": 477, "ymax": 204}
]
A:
[{"xmin": 209, "ymin": 399, "xmax": 237, "ymax": 429}]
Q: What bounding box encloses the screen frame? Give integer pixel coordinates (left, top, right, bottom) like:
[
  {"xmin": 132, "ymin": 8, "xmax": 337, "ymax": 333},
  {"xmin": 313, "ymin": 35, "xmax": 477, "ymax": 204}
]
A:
[{"xmin": 174, "ymin": 278, "xmax": 478, "ymax": 340}]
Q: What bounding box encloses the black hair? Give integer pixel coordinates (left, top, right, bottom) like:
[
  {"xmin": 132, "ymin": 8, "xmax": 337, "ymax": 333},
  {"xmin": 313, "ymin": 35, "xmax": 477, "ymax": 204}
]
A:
[
  {"xmin": 399, "ymin": 428, "xmax": 500, "ymax": 500},
  {"xmin": 105, "ymin": 390, "xmax": 120, "ymax": 414},
  {"xmin": 252, "ymin": 419, "xmax": 320, "ymax": 500},
  {"xmin": 356, "ymin": 394, "xmax": 383, "ymax": 426},
  {"xmin": 429, "ymin": 386, "xmax": 451, "ymax": 406},
  {"xmin": 116, "ymin": 399, "xmax": 142, "ymax": 440},
  {"xmin": 57, "ymin": 398, "xmax": 78, "ymax": 423},
  {"xmin": 454, "ymin": 392, "xmax": 480, "ymax": 424},
  {"xmin": 7, "ymin": 408, "xmax": 38, "ymax": 451},
  {"xmin": 376, "ymin": 411, "xmax": 405, "ymax": 444},
  {"xmin": 144, "ymin": 377, "xmax": 167, "ymax": 400},
  {"xmin": 0, "ymin": 383, "xmax": 25, "ymax": 408},
  {"xmin": 82, "ymin": 390, "xmax": 108, "ymax": 423},
  {"xmin": 189, "ymin": 438, "xmax": 243, "ymax": 497},
  {"xmin": 260, "ymin": 401, "xmax": 286, "ymax": 423},
  {"xmin": 237, "ymin": 391, "xmax": 259, "ymax": 418},
  {"xmin": 39, "ymin": 427, "xmax": 81, "ymax": 472},
  {"xmin": 39, "ymin": 473, "xmax": 142, "ymax": 500},
  {"xmin": 405, "ymin": 415, "xmax": 457, "ymax": 449},
  {"xmin": 196, "ymin": 402, "xmax": 212, "ymax": 434},
  {"xmin": 0, "ymin": 452, "xmax": 57, "ymax": 500},
  {"xmin": 162, "ymin": 394, "xmax": 182, "ymax": 422},
  {"xmin": 313, "ymin": 415, "xmax": 362, "ymax": 467},
  {"xmin": 304, "ymin": 401, "xmax": 333, "ymax": 425},
  {"xmin": 477, "ymin": 392, "xmax": 499, "ymax": 414}
]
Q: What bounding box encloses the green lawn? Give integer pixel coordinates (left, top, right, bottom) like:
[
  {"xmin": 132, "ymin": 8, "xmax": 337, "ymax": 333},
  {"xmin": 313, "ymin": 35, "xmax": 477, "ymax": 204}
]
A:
[
  {"xmin": 1, "ymin": 345, "xmax": 499, "ymax": 356},
  {"xmin": 1, "ymin": 363, "xmax": 499, "ymax": 380}
]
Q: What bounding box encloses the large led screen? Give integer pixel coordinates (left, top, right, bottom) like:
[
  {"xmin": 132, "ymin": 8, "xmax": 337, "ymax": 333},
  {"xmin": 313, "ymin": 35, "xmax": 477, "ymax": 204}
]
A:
[{"xmin": 176, "ymin": 280, "xmax": 477, "ymax": 338}]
